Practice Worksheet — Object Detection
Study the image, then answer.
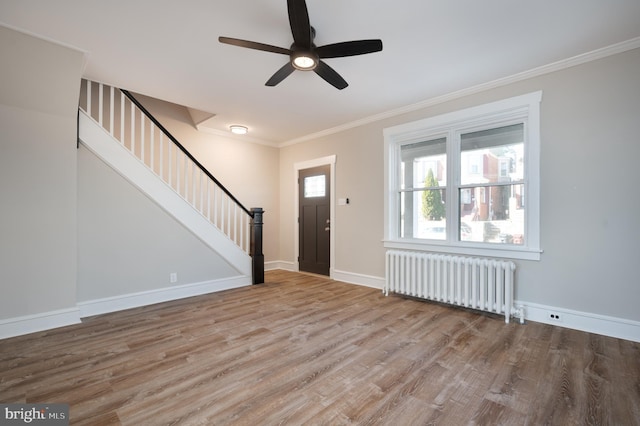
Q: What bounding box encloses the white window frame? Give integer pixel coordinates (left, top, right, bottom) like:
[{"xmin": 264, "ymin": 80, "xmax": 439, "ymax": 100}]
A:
[{"xmin": 383, "ymin": 91, "xmax": 542, "ymax": 261}]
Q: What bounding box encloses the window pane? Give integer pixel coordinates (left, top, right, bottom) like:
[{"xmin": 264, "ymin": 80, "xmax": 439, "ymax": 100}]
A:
[
  {"xmin": 460, "ymin": 124, "xmax": 524, "ymax": 185},
  {"xmin": 400, "ymin": 189, "xmax": 446, "ymax": 240},
  {"xmin": 400, "ymin": 137, "xmax": 447, "ymax": 190},
  {"xmin": 459, "ymin": 185, "xmax": 524, "ymax": 245},
  {"xmin": 304, "ymin": 175, "xmax": 325, "ymax": 198}
]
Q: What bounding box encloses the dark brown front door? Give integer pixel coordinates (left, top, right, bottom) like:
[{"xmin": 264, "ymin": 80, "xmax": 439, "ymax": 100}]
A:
[{"xmin": 299, "ymin": 165, "xmax": 330, "ymax": 276}]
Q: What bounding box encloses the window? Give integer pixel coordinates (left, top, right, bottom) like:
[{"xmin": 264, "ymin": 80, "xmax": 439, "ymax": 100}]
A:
[
  {"xmin": 384, "ymin": 92, "xmax": 542, "ymax": 260},
  {"xmin": 304, "ymin": 175, "xmax": 326, "ymax": 198}
]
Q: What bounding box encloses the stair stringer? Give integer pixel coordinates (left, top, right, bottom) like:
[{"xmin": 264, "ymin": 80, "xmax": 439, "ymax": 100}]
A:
[{"xmin": 78, "ymin": 110, "xmax": 252, "ymax": 279}]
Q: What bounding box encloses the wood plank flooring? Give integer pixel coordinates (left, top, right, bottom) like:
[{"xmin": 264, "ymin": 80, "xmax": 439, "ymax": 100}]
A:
[{"xmin": 1, "ymin": 270, "xmax": 639, "ymax": 425}]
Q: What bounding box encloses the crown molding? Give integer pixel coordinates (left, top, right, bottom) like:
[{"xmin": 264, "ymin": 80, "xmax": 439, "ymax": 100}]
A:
[{"xmin": 280, "ymin": 36, "xmax": 640, "ymax": 148}]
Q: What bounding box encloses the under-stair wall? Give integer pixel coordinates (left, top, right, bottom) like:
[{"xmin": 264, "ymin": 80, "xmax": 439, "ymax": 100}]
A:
[
  {"xmin": 77, "ymin": 80, "xmax": 262, "ymax": 315},
  {"xmin": 79, "ymin": 80, "xmax": 255, "ymax": 255},
  {"xmin": 76, "ymin": 143, "xmax": 249, "ymax": 316}
]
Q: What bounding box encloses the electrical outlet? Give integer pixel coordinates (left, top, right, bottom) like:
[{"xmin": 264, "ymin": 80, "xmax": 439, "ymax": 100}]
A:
[
  {"xmin": 548, "ymin": 311, "xmax": 562, "ymax": 322},
  {"xmin": 170, "ymin": 272, "xmax": 178, "ymax": 283}
]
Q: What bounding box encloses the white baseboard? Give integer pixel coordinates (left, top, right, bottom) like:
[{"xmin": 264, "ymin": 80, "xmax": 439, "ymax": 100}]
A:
[
  {"xmin": 78, "ymin": 275, "xmax": 251, "ymax": 318},
  {"xmin": 8, "ymin": 271, "xmax": 635, "ymax": 343},
  {"xmin": 265, "ymin": 260, "xmax": 296, "ymax": 271},
  {"xmin": 0, "ymin": 307, "xmax": 81, "ymax": 340},
  {"xmin": 265, "ymin": 263, "xmax": 386, "ymax": 290},
  {"xmin": 516, "ymin": 301, "xmax": 640, "ymax": 343},
  {"xmin": 0, "ymin": 276, "xmax": 252, "ymax": 340},
  {"xmin": 332, "ymin": 269, "xmax": 385, "ymax": 290}
]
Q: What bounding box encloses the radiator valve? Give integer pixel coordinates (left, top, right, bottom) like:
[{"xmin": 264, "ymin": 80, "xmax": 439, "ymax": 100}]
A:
[{"xmin": 513, "ymin": 306, "xmax": 526, "ymax": 324}]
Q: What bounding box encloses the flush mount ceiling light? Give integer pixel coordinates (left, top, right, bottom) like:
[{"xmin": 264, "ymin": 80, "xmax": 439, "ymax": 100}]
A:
[{"xmin": 229, "ymin": 125, "xmax": 248, "ymax": 135}]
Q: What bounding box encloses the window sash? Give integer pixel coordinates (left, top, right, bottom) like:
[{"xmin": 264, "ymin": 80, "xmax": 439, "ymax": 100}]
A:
[{"xmin": 460, "ymin": 123, "xmax": 524, "ymax": 151}]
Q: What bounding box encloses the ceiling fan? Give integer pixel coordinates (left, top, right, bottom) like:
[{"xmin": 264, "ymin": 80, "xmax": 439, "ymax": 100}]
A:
[{"xmin": 218, "ymin": 0, "xmax": 383, "ymax": 90}]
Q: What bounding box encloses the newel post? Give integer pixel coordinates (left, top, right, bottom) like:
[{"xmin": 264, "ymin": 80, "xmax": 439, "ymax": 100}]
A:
[{"xmin": 250, "ymin": 208, "xmax": 264, "ymax": 284}]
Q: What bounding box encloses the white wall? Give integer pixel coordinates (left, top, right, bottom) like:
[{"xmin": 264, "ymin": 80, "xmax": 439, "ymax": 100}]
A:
[
  {"xmin": 279, "ymin": 125, "xmax": 386, "ymax": 277},
  {"xmin": 278, "ymin": 48, "xmax": 640, "ymax": 334},
  {"xmin": 0, "ymin": 26, "xmax": 85, "ymax": 321},
  {"xmin": 512, "ymin": 50, "xmax": 640, "ymax": 321},
  {"xmin": 77, "ymin": 145, "xmax": 239, "ymax": 302}
]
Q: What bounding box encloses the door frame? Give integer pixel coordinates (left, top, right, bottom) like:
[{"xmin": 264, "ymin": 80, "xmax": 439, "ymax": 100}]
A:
[{"xmin": 294, "ymin": 155, "xmax": 336, "ymax": 277}]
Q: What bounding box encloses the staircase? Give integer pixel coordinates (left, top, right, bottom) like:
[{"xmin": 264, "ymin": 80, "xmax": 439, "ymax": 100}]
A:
[{"xmin": 77, "ymin": 80, "xmax": 263, "ymax": 283}]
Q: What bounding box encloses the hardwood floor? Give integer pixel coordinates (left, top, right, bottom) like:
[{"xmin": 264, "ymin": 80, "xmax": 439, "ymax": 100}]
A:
[{"xmin": 1, "ymin": 270, "xmax": 639, "ymax": 425}]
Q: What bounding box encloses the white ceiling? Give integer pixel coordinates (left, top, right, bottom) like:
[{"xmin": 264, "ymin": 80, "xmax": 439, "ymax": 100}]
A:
[{"xmin": 2, "ymin": 0, "xmax": 640, "ymax": 145}]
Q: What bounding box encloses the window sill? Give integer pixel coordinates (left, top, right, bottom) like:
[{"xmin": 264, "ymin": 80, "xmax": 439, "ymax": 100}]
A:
[{"xmin": 383, "ymin": 239, "xmax": 542, "ymax": 261}]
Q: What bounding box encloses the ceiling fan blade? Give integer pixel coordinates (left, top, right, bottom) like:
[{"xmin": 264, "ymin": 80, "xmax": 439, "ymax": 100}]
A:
[
  {"xmin": 316, "ymin": 39, "xmax": 383, "ymax": 58},
  {"xmin": 314, "ymin": 60, "xmax": 348, "ymax": 90},
  {"xmin": 287, "ymin": 0, "xmax": 312, "ymax": 48},
  {"xmin": 218, "ymin": 37, "xmax": 291, "ymax": 55},
  {"xmin": 265, "ymin": 62, "xmax": 296, "ymax": 86}
]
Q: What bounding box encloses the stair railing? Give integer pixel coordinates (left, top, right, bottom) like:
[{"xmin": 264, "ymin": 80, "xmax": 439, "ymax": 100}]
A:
[{"xmin": 79, "ymin": 79, "xmax": 263, "ymax": 283}]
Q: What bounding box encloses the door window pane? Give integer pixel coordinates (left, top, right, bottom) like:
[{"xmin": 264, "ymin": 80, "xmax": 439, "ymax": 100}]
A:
[{"xmin": 304, "ymin": 175, "xmax": 325, "ymax": 198}]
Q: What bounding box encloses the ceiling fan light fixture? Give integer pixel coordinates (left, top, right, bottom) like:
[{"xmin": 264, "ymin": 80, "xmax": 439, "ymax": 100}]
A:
[
  {"xmin": 291, "ymin": 51, "xmax": 318, "ymax": 70},
  {"xmin": 229, "ymin": 125, "xmax": 248, "ymax": 135}
]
